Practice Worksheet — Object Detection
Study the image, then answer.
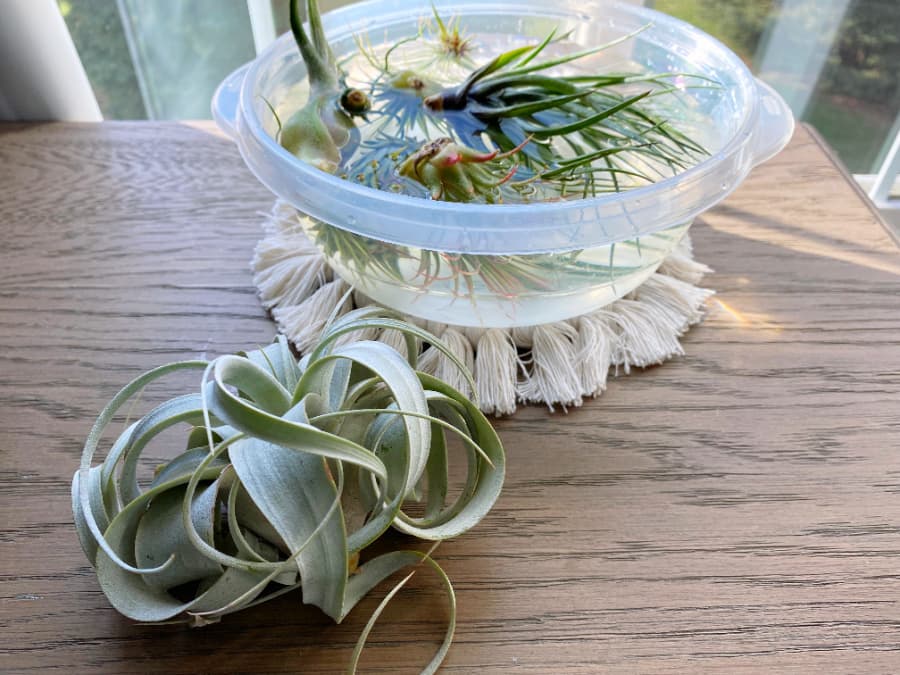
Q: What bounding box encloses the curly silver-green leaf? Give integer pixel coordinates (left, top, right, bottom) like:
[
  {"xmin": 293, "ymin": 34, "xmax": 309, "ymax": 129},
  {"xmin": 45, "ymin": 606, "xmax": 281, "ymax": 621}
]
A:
[{"xmin": 72, "ymin": 309, "xmax": 505, "ymax": 672}]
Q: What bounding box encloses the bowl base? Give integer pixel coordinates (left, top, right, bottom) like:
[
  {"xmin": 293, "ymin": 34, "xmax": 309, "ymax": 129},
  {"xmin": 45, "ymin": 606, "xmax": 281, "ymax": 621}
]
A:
[{"xmin": 322, "ymin": 221, "xmax": 691, "ymax": 328}]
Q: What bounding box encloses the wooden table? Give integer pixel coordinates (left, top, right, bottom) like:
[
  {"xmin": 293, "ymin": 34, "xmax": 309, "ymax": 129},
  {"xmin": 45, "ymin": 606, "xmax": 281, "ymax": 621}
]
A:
[{"xmin": 2, "ymin": 122, "xmax": 899, "ymax": 673}]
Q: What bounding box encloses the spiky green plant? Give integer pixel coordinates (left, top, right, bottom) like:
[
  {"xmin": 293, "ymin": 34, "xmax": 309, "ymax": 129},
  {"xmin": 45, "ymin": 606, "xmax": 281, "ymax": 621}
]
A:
[
  {"xmin": 430, "ymin": 6, "xmax": 473, "ymax": 61},
  {"xmin": 418, "ymin": 25, "xmax": 712, "ymax": 196},
  {"xmin": 72, "ymin": 309, "xmax": 505, "ymax": 673}
]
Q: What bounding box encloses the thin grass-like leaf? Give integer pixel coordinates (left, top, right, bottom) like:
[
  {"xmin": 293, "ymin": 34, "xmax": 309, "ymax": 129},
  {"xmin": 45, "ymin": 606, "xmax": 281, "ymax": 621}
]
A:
[
  {"xmin": 473, "ymin": 88, "xmax": 594, "ymax": 119},
  {"xmin": 506, "ymin": 23, "xmax": 653, "ymax": 77},
  {"xmin": 527, "ymin": 91, "xmax": 651, "ymax": 138},
  {"xmin": 345, "ymin": 549, "xmax": 456, "ymax": 675}
]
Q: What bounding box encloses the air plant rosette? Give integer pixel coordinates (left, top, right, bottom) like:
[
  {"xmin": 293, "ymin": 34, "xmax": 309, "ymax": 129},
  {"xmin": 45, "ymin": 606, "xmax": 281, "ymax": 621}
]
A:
[{"xmin": 73, "ymin": 309, "xmax": 505, "ymax": 673}]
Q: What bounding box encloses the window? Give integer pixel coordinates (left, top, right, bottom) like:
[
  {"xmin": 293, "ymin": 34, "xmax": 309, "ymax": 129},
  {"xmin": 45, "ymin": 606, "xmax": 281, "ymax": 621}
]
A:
[
  {"xmin": 650, "ymin": 0, "xmax": 899, "ymax": 177},
  {"xmin": 59, "ymin": 0, "xmax": 261, "ymax": 119}
]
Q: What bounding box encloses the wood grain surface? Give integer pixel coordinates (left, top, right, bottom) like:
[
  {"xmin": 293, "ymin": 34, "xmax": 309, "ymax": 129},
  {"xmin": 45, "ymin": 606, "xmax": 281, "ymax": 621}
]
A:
[{"xmin": 1, "ymin": 121, "xmax": 899, "ymax": 674}]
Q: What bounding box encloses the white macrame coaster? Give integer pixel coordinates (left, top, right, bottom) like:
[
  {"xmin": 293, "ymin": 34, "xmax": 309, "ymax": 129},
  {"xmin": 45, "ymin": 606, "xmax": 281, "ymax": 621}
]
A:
[{"xmin": 253, "ymin": 200, "xmax": 714, "ymax": 415}]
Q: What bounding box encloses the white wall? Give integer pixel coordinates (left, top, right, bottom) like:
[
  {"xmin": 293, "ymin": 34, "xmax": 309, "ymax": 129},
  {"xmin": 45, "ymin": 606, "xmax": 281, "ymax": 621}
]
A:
[{"xmin": 0, "ymin": 0, "xmax": 101, "ymax": 121}]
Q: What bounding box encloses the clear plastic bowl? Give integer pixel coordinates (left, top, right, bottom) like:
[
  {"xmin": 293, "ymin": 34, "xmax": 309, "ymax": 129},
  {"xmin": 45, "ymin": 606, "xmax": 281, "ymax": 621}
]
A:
[{"xmin": 213, "ymin": 0, "xmax": 793, "ymax": 327}]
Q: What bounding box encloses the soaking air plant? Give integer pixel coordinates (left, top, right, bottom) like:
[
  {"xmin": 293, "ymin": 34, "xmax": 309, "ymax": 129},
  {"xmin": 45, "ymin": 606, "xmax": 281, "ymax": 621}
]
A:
[
  {"xmin": 72, "ymin": 309, "xmax": 505, "ymax": 673},
  {"xmin": 263, "ymin": 0, "xmax": 715, "ymax": 320}
]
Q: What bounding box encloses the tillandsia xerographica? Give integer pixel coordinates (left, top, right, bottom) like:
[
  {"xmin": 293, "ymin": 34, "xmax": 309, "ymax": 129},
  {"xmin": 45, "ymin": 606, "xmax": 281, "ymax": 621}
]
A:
[{"xmin": 72, "ymin": 309, "xmax": 505, "ymax": 673}]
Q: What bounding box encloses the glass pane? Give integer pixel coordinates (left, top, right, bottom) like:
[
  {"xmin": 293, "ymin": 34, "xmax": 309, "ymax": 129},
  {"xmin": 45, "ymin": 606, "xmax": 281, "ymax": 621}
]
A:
[
  {"xmin": 649, "ymin": 0, "xmax": 900, "ymax": 174},
  {"xmin": 59, "ymin": 0, "xmax": 257, "ymax": 120},
  {"xmin": 804, "ymin": 1, "xmax": 899, "ymax": 173},
  {"xmin": 58, "ymin": 0, "xmax": 145, "ymax": 119},
  {"xmin": 648, "ymin": 0, "xmax": 775, "ymax": 65},
  {"xmin": 118, "ymin": 0, "xmax": 257, "ymax": 119}
]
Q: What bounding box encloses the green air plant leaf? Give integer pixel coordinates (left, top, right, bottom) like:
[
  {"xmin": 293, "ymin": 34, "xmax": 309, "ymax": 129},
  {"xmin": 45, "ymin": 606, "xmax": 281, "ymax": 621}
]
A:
[{"xmin": 72, "ymin": 310, "xmax": 505, "ymax": 672}]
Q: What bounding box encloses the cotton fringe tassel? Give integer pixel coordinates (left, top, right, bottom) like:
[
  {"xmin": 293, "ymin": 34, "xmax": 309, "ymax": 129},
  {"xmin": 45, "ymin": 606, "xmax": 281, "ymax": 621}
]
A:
[{"xmin": 252, "ymin": 202, "xmax": 714, "ymax": 415}]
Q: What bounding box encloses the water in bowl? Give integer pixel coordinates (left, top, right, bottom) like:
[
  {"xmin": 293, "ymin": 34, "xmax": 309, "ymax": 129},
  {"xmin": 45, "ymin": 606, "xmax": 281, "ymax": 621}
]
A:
[{"xmin": 301, "ymin": 215, "xmax": 691, "ymax": 327}]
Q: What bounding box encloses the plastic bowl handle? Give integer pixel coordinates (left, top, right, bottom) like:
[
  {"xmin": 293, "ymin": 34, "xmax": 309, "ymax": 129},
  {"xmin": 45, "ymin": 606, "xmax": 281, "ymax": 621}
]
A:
[
  {"xmin": 750, "ymin": 79, "xmax": 795, "ymax": 168},
  {"xmin": 212, "ymin": 63, "xmax": 251, "ymax": 141}
]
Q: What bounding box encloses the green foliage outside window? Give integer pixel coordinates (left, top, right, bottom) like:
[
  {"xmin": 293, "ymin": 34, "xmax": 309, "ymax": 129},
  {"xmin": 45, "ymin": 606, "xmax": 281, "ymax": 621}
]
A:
[
  {"xmin": 59, "ymin": 0, "xmax": 145, "ymax": 119},
  {"xmin": 652, "ymin": 0, "xmax": 899, "ymax": 172}
]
